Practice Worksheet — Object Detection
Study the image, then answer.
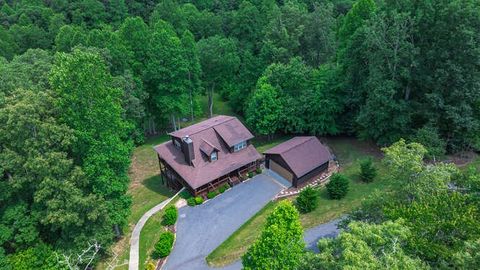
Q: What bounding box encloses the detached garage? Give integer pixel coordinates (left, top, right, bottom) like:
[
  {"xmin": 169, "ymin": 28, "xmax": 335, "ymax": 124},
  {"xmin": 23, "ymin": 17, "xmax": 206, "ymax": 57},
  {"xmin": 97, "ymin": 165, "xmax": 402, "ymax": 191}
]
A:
[{"xmin": 264, "ymin": 137, "xmax": 332, "ymax": 187}]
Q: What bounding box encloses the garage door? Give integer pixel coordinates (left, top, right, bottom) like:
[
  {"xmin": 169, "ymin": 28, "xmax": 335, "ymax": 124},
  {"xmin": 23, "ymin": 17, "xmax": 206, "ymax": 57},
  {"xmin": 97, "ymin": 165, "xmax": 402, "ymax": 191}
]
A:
[{"xmin": 269, "ymin": 159, "xmax": 293, "ymax": 182}]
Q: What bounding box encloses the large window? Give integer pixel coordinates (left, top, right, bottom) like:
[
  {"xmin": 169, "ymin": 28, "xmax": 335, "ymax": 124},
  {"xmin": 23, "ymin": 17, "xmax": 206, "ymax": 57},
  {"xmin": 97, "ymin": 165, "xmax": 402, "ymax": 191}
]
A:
[
  {"xmin": 233, "ymin": 141, "xmax": 247, "ymax": 152},
  {"xmin": 211, "ymin": 151, "xmax": 218, "ymax": 161}
]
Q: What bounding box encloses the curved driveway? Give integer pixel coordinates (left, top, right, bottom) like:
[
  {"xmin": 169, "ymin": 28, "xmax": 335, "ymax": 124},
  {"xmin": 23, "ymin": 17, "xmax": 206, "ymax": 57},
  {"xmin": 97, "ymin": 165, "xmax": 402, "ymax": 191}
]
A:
[
  {"xmin": 163, "ymin": 173, "xmax": 342, "ymax": 270},
  {"xmin": 163, "ymin": 174, "xmax": 284, "ymax": 270}
]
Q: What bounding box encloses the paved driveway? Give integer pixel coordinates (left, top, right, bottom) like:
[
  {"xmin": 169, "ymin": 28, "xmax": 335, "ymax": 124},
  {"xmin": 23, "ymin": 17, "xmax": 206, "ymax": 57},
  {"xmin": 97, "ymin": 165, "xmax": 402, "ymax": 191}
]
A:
[{"xmin": 163, "ymin": 174, "xmax": 284, "ymax": 270}]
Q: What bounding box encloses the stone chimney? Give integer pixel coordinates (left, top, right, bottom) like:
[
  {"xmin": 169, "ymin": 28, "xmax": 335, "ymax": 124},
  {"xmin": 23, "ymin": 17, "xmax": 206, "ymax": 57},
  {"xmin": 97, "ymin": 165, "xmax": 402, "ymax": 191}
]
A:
[{"xmin": 182, "ymin": 135, "xmax": 195, "ymax": 165}]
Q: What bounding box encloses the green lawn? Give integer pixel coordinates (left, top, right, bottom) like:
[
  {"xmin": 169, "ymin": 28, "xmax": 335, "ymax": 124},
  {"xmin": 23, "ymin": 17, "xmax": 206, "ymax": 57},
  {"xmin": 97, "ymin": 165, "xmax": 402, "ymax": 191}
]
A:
[{"xmin": 206, "ymin": 137, "xmax": 392, "ymax": 267}]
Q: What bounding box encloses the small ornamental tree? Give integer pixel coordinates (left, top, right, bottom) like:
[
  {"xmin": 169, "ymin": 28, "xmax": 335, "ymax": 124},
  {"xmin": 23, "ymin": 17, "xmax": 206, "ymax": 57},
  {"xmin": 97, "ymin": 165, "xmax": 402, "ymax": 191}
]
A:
[
  {"xmin": 326, "ymin": 173, "xmax": 350, "ymax": 199},
  {"xmin": 152, "ymin": 231, "xmax": 174, "ymax": 258},
  {"xmin": 162, "ymin": 206, "xmax": 178, "ymax": 226},
  {"xmin": 242, "ymin": 201, "xmax": 304, "ymax": 270},
  {"xmin": 360, "ymin": 158, "xmax": 377, "ymax": 183},
  {"xmin": 295, "ymin": 187, "xmax": 319, "ymax": 213}
]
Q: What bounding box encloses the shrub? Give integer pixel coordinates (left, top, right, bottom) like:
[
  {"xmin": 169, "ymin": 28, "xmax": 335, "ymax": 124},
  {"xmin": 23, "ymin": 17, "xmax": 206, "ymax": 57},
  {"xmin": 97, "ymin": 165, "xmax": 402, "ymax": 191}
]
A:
[
  {"xmin": 187, "ymin": 197, "xmax": 196, "ymax": 206},
  {"xmin": 194, "ymin": 196, "xmax": 204, "ymax": 205},
  {"xmin": 219, "ymin": 183, "xmax": 230, "ymax": 193},
  {"xmin": 152, "ymin": 231, "xmax": 174, "ymax": 259},
  {"xmin": 295, "ymin": 187, "xmax": 319, "ymax": 213},
  {"xmin": 256, "ymin": 167, "xmax": 262, "ymax": 174},
  {"xmin": 360, "ymin": 158, "xmax": 377, "ymax": 183},
  {"xmin": 145, "ymin": 261, "xmax": 156, "ymax": 270},
  {"xmin": 207, "ymin": 190, "xmax": 218, "ymax": 199},
  {"xmin": 326, "ymin": 173, "xmax": 349, "ymax": 200},
  {"xmin": 162, "ymin": 206, "xmax": 178, "ymax": 226},
  {"xmin": 248, "ymin": 172, "xmax": 254, "ymax": 178}
]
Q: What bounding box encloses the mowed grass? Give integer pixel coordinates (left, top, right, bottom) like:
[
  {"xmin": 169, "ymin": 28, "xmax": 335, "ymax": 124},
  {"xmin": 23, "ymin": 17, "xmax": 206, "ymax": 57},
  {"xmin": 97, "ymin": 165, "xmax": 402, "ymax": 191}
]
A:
[{"xmin": 206, "ymin": 137, "xmax": 393, "ymax": 267}]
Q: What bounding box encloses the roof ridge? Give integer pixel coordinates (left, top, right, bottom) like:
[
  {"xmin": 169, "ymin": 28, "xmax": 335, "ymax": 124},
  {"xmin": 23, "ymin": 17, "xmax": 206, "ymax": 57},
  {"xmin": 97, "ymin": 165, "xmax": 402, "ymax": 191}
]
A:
[
  {"xmin": 171, "ymin": 115, "xmax": 233, "ymax": 137},
  {"xmin": 279, "ymin": 136, "xmax": 315, "ymax": 154},
  {"xmin": 201, "ymin": 138, "xmax": 218, "ymax": 149}
]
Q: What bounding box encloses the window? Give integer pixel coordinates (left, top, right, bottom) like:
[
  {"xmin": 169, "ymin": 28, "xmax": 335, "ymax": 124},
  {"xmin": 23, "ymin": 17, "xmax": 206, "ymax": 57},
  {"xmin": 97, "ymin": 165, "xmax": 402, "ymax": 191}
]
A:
[
  {"xmin": 233, "ymin": 141, "xmax": 247, "ymax": 152},
  {"xmin": 211, "ymin": 151, "xmax": 217, "ymax": 161},
  {"xmin": 174, "ymin": 139, "xmax": 181, "ymax": 148}
]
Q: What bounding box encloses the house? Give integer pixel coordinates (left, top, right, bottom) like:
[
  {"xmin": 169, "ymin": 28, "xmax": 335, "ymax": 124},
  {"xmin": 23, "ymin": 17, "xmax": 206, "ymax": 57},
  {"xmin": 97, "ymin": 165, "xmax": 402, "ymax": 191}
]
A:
[
  {"xmin": 264, "ymin": 136, "xmax": 332, "ymax": 188},
  {"xmin": 154, "ymin": 115, "xmax": 262, "ymax": 196}
]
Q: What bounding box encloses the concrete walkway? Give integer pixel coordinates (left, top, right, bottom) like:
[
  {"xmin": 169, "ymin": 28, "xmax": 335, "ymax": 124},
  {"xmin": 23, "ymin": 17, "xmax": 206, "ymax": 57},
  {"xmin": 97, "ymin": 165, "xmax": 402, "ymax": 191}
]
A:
[{"xmin": 128, "ymin": 188, "xmax": 184, "ymax": 270}]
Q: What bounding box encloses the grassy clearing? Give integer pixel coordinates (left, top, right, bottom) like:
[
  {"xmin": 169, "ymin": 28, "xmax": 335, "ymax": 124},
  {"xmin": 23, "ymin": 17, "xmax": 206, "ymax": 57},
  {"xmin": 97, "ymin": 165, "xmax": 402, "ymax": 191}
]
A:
[{"xmin": 206, "ymin": 137, "xmax": 392, "ymax": 267}]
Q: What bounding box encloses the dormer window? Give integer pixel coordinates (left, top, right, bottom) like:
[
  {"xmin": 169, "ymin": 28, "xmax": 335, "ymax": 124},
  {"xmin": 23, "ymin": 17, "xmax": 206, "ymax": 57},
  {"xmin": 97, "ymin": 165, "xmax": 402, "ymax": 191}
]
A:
[
  {"xmin": 233, "ymin": 141, "xmax": 247, "ymax": 152},
  {"xmin": 211, "ymin": 151, "xmax": 218, "ymax": 161}
]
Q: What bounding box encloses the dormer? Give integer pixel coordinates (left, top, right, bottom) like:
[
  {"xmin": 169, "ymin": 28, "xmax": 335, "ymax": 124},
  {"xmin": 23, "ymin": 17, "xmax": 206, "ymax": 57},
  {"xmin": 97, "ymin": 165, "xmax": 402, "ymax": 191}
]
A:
[
  {"xmin": 199, "ymin": 139, "xmax": 218, "ymax": 162},
  {"xmin": 233, "ymin": 140, "xmax": 247, "ymax": 152}
]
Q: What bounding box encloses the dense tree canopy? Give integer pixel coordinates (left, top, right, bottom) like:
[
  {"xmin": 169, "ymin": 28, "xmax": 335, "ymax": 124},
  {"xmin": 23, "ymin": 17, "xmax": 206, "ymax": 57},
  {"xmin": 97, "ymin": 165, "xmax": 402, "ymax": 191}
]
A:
[{"xmin": 2, "ymin": 0, "xmax": 480, "ymax": 268}]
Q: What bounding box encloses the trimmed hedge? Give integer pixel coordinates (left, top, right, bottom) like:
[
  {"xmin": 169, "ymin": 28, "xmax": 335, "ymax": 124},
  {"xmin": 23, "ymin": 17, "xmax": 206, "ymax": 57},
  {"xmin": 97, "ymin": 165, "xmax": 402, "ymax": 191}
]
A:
[
  {"xmin": 195, "ymin": 196, "xmax": 204, "ymax": 205},
  {"xmin": 248, "ymin": 172, "xmax": 254, "ymax": 178},
  {"xmin": 207, "ymin": 190, "xmax": 219, "ymax": 199},
  {"xmin": 256, "ymin": 167, "xmax": 262, "ymax": 174},
  {"xmin": 326, "ymin": 173, "xmax": 350, "ymax": 200},
  {"xmin": 162, "ymin": 206, "xmax": 178, "ymax": 226},
  {"xmin": 152, "ymin": 231, "xmax": 174, "ymax": 259},
  {"xmin": 187, "ymin": 197, "xmax": 196, "ymax": 206},
  {"xmin": 295, "ymin": 187, "xmax": 319, "ymax": 213}
]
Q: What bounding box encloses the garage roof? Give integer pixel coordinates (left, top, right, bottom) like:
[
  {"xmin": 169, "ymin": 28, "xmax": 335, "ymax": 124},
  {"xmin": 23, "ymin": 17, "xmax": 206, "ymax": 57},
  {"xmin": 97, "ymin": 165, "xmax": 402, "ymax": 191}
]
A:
[{"xmin": 264, "ymin": 137, "xmax": 332, "ymax": 178}]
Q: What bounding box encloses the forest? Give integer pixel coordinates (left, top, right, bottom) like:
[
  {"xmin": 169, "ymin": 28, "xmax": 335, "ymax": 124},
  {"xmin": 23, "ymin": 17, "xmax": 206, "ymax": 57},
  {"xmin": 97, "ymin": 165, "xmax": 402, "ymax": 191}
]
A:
[{"xmin": 0, "ymin": 0, "xmax": 480, "ymax": 268}]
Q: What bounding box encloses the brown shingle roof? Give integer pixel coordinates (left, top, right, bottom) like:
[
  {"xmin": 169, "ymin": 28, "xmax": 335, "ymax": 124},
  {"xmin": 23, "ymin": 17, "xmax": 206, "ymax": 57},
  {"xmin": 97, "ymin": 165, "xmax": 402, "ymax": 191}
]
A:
[
  {"xmin": 155, "ymin": 116, "xmax": 261, "ymax": 189},
  {"xmin": 264, "ymin": 137, "xmax": 332, "ymax": 178},
  {"xmin": 213, "ymin": 119, "xmax": 254, "ymax": 147},
  {"xmin": 199, "ymin": 139, "xmax": 218, "ymax": 156}
]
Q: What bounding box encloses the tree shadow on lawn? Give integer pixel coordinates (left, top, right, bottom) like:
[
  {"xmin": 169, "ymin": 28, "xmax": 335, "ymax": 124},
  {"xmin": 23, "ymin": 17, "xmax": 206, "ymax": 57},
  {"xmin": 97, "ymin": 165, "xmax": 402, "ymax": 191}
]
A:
[{"xmin": 143, "ymin": 175, "xmax": 174, "ymax": 197}]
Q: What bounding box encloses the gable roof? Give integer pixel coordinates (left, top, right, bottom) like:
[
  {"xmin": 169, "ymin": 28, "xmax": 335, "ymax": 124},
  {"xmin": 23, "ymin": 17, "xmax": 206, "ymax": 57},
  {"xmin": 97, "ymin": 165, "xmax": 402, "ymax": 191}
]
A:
[
  {"xmin": 199, "ymin": 139, "xmax": 218, "ymax": 156},
  {"xmin": 264, "ymin": 136, "xmax": 332, "ymax": 178},
  {"xmin": 155, "ymin": 116, "xmax": 261, "ymax": 189}
]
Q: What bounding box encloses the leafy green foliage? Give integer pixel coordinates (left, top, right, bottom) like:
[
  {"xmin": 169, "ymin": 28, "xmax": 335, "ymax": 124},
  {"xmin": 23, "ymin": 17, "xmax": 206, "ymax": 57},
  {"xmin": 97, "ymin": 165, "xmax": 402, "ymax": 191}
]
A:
[
  {"xmin": 246, "ymin": 80, "xmax": 283, "ymax": 137},
  {"xmin": 347, "ymin": 139, "xmax": 480, "ymax": 267},
  {"xmin": 195, "ymin": 196, "xmax": 204, "ymax": 205},
  {"xmin": 6, "ymin": 244, "xmax": 66, "ymax": 270},
  {"xmin": 359, "ymin": 157, "xmax": 377, "ymax": 183},
  {"xmin": 187, "ymin": 197, "xmax": 196, "ymax": 206},
  {"xmin": 411, "ymin": 126, "xmax": 446, "ymax": 161},
  {"xmin": 50, "ymin": 49, "xmax": 133, "ymax": 236},
  {"xmin": 219, "ymin": 184, "xmax": 230, "ymax": 193},
  {"xmin": 298, "ymin": 220, "xmax": 428, "ymax": 270},
  {"xmin": 207, "ymin": 191, "xmax": 219, "ymax": 199},
  {"xmin": 162, "ymin": 206, "xmax": 178, "ymax": 226},
  {"xmin": 295, "ymin": 187, "xmax": 319, "ymax": 213},
  {"xmin": 242, "ymin": 201, "xmax": 304, "ymax": 270},
  {"xmin": 152, "ymin": 231, "xmax": 174, "ymax": 259},
  {"xmin": 326, "ymin": 173, "xmax": 349, "ymax": 199}
]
